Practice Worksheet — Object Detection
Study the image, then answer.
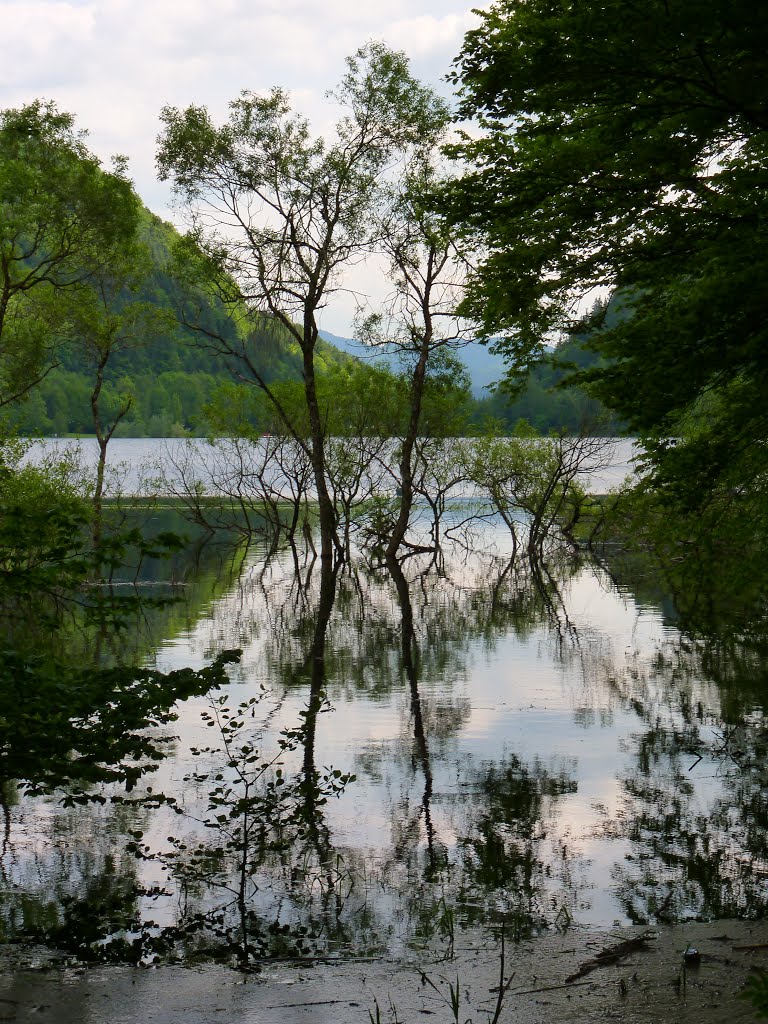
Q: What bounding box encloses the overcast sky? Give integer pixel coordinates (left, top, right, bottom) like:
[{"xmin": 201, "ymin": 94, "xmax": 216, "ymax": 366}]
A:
[{"xmin": 2, "ymin": 0, "xmax": 482, "ymax": 334}]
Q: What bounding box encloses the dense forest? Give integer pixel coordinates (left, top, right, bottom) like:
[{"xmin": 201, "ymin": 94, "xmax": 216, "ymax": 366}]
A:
[
  {"xmin": 3, "ymin": 193, "xmax": 610, "ymax": 438},
  {"xmin": 470, "ymin": 327, "xmax": 618, "ymax": 435},
  {"xmin": 5, "ymin": 210, "xmax": 358, "ymax": 437}
]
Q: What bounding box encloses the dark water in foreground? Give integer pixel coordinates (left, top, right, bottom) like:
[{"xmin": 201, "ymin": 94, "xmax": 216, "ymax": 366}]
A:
[{"xmin": 2, "ymin": 511, "xmax": 767, "ymax": 963}]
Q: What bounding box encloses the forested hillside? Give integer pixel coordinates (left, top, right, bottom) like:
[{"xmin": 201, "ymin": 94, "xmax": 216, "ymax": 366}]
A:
[
  {"xmin": 0, "ymin": 99, "xmax": 616, "ymax": 442},
  {"xmin": 8, "ymin": 209, "xmax": 348, "ymax": 436},
  {"xmin": 321, "ymin": 326, "xmax": 617, "ymax": 437},
  {"xmin": 6, "ymin": 198, "xmax": 616, "ymax": 438},
  {"xmin": 467, "ymin": 315, "xmax": 620, "ymax": 434},
  {"xmin": 468, "ymin": 337, "xmax": 613, "ymax": 433}
]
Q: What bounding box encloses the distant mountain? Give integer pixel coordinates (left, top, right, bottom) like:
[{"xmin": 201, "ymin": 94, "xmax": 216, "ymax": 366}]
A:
[
  {"xmin": 319, "ymin": 330, "xmax": 509, "ymax": 397},
  {"xmin": 456, "ymin": 341, "xmax": 510, "ymax": 396},
  {"xmin": 317, "ymin": 330, "xmax": 386, "ymax": 364}
]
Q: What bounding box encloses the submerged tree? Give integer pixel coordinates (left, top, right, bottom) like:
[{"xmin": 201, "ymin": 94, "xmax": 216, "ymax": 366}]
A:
[
  {"xmin": 67, "ymin": 242, "xmax": 174, "ymax": 545},
  {"xmin": 465, "ymin": 428, "xmax": 613, "ymax": 557},
  {"xmin": 359, "ymin": 142, "xmax": 475, "ymax": 558},
  {"xmin": 157, "ymin": 43, "xmax": 449, "ymax": 573}
]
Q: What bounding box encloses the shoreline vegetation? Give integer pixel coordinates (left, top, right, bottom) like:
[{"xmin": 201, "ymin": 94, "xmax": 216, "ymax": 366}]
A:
[{"xmin": 3, "ymin": 6, "xmax": 768, "ymax": 1017}]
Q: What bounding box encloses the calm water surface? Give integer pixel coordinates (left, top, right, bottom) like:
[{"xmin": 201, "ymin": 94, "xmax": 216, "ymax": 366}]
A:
[
  {"xmin": 25, "ymin": 436, "xmax": 640, "ymax": 496},
  {"xmin": 4, "ymin": 457, "xmax": 766, "ymax": 959},
  {"xmin": 143, "ymin": 536, "xmax": 764, "ymax": 944}
]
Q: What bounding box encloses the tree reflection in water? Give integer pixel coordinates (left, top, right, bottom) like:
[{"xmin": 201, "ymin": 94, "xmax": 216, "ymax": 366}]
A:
[
  {"xmin": 3, "ymin": 525, "xmax": 768, "ymax": 963},
  {"xmin": 596, "ymin": 633, "xmax": 768, "ymax": 925}
]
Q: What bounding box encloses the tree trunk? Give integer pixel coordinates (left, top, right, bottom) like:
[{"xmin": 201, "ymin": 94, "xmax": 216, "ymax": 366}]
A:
[
  {"xmin": 301, "ymin": 318, "xmax": 340, "ymax": 571},
  {"xmin": 386, "ymin": 339, "xmax": 431, "ymax": 559},
  {"xmin": 90, "ymin": 356, "xmax": 108, "ymax": 550}
]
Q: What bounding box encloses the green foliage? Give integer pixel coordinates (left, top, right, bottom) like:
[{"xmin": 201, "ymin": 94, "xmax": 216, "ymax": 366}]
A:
[
  {"xmin": 417, "ymin": 349, "xmax": 473, "ymax": 438},
  {"xmin": 0, "ymin": 648, "xmax": 239, "ymax": 800},
  {"xmin": 320, "ymin": 361, "xmax": 407, "ymax": 439},
  {"xmin": 202, "ymin": 355, "xmax": 473, "ymax": 444},
  {"xmin": 465, "ymin": 432, "xmax": 610, "ymax": 553},
  {"xmin": 127, "ymin": 690, "xmax": 354, "ymax": 968},
  {"xmin": 156, "ymin": 42, "xmax": 448, "ymax": 364},
  {"xmin": 0, "ymin": 447, "xmax": 92, "ymax": 611},
  {"xmin": 0, "ymin": 100, "xmax": 139, "ymax": 407},
  {"xmin": 3, "ymin": 189, "xmax": 349, "ymax": 436},
  {"xmin": 597, "ymin": 476, "xmax": 768, "ymax": 640},
  {"xmin": 470, "ymin": 331, "xmax": 619, "ymax": 435},
  {"xmin": 157, "ymin": 44, "xmax": 454, "ymax": 564},
  {"xmin": 448, "ymin": 0, "xmax": 768, "ymax": 508},
  {"xmin": 0, "ymin": 442, "xmax": 183, "ymax": 625},
  {"xmin": 0, "ymin": 440, "xmax": 243, "ymax": 802}
]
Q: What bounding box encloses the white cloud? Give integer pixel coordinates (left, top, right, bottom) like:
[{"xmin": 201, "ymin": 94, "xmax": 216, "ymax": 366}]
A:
[
  {"xmin": 0, "ymin": 2, "xmax": 95, "ymax": 88},
  {"xmin": 385, "ymin": 11, "xmax": 480, "ymax": 59},
  {"xmin": 1, "ymin": 0, "xmax": 480, "ymax": 332}
]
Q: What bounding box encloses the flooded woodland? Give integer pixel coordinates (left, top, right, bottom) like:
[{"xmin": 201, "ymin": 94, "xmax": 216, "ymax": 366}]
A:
[
  {"xmin": 3, "ymin": 7, "xmax": 767, "ymax": 1017},
  {"xmin": 3, "ymin": 439, "xmax": 767, "ymax": 986}
]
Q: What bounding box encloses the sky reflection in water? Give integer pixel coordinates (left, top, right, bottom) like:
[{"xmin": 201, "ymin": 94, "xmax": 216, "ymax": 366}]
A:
[
  {"xmin": 2, "ymin": 500, "xmax": 766, "ymax": 959},
  {"xmin": 132, "ymin": 523, "xmax": 767, "ymax": 947}
]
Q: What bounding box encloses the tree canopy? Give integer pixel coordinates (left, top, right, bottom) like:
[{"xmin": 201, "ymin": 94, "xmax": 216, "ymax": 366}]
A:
[
  {"xmin": 157, "ymin": 42, "xmax": 451, "ymax": 567},
  {"xmin": 0, "ymin": 100, "xmax": 139, "ymax": 408},
  {"xmin": 447, "ymin": 0, "xmax": 768, "ymax": 506}
]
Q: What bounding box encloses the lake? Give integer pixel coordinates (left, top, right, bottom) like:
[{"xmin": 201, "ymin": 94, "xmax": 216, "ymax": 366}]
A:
[
  {"xmin": 2, "ymin": 466, "xmax": 766, "ymax": 965},
  {"xmin": 23, "ymin": 435, "xmax": 642, "ymax": 497}
]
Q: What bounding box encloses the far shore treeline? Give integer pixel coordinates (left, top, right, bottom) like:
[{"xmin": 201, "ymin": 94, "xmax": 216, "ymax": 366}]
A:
[
  {"xmin": 4, "ymin": 203, "xmax": 610, "ymax": 440},
  {"xmin": 1, "ymin": 0, "xmax": 767, "ymax": 629}
]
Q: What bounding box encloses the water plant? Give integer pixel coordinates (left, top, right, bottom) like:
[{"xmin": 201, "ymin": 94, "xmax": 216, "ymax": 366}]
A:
[
  {"xmin": 129, "ymin": 689, "xmax": 355, "ymax": 969},
  {"xmin": 370, "ymin": 928, "xmax": 514, "ymax": 1024}
]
